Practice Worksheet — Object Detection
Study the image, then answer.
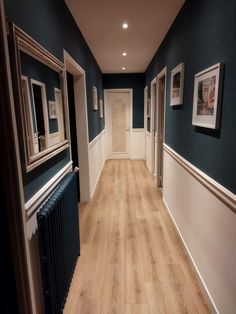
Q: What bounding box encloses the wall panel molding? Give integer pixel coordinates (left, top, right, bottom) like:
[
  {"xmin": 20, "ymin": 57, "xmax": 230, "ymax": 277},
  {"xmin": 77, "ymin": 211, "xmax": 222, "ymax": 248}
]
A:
[
  {"xmin": 164, "ymin": 144, "xmax": 236, "ymax": 213},
  {"xmin": 25, "ymin": 161, "xmax": 73, "ymax": 219}
]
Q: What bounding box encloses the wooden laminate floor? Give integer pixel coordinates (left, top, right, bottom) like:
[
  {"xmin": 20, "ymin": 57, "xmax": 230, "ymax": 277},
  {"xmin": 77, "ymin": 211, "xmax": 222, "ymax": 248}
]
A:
[{"xmin": 64, "ymin": 160, "xmax": 210, "ymax": 314}]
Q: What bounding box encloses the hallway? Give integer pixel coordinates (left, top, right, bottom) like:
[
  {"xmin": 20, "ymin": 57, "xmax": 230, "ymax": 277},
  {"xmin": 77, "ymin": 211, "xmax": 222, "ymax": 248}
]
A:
[{"xmin": 64, "ymin": 160, "xmax": 210, "ymax": 314}]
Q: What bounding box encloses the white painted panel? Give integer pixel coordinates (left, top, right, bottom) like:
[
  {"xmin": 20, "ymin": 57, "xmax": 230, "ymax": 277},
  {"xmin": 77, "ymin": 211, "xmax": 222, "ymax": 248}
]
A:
[
  {"xmin": 88, "ymin": 130, "xmax": 106, "ymax": 198},
  {"xmin": 145, "ymin": 131, "xmax": 152, "ymax": 172},
  {"xmin": 163, "ymin": 150, "xmax": 236, "ymax": 314},
  {"xmin": 130, "ymin": 129, "xmax": 145, "ymax": 160}
]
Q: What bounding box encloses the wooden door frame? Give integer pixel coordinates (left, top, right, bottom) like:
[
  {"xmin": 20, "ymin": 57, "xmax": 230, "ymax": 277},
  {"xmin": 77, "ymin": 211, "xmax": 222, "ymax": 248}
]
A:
[
  {"xmin": 150, "ymin": 77, "xmax": 157, "ymax": 174},
  {"xmin": 104, "ymin": 88, "xmax": 133, "ymax": 159},
  {"xmin": 156, "ymin": 67, "xmax": 167, "ymax": 187},
  {"xmin": 64, "ymin": 50, "xmax": 90, "ymax": 201},
  {"xmin": 144, "ymin": 85, "xmax": 148, "ymax": 160},
  {"xmin": 0, "ymin": 0, "xmax": 32, "ymax": 312}
]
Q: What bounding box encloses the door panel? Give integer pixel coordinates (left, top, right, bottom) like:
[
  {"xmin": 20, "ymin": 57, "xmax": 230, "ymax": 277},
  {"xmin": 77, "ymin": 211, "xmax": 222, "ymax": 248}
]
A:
[
  {"xmin": 111, "ymin": 99, "xmax": 126, "ymax": 152},
  {"xmin": 107, "ymin": 91, "xmax": 131, "ymax": 159}
]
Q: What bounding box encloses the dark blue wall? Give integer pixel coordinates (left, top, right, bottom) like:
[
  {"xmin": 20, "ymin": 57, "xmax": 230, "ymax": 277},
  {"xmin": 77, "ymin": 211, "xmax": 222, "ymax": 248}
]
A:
[
  {"xmin": 6, "ymin": 0, "xmax": 104, "ymax": 200},
  {"xmin": 103, "ymin": 74, "xmax": 145, "ymax": 128},
  {"xmin": 6, "ymin": 0, "xmax": 103, "ymax": 141},
  {"xmin": 145, "ymin": 0, "xmax": 236, "ymax": 194}
]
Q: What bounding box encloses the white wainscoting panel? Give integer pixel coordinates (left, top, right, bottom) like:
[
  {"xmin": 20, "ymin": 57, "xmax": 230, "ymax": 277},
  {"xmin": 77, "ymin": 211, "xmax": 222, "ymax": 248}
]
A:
[
  {"xmin": 88, "ymin": 130, "xmax": 106, "ymax": 198},
  {"xmin": 163, "ymin": 146, "xmax": 236, "ymax": 314},
  {"xmin": 145, "ymin": 130, "xmax": 152, "ymax": 172},
  {"xmin": 130, "ymin": 128, "xmax": 145, "ymax": 160}
]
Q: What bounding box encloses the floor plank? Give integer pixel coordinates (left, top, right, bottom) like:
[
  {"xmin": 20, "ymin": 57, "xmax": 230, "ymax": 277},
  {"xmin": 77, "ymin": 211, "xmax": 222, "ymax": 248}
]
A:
[{"xmin": 64, "ymin": 160, "xmax": 210, "ymax": 314}]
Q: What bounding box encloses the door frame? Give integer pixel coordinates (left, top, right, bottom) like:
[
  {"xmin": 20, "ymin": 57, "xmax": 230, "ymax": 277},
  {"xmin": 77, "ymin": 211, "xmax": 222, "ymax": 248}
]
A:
[
  {"xmin": 156, "ymin": 67, "xmax": 167, "ymax": 187},
  {"xmin": 104, "ymin": 88, "xmax": 133, "ymax": 159},
  {"xmin": 144, "ymin": 85, "xmax": 148, "ymax": 160},
  {"xmin": 150, "ymin": 77, "xmax": 157, "ymax": 175},
  {"xmin": 64, "ymin": 50, "xmax": 90, "ymax": 201}
]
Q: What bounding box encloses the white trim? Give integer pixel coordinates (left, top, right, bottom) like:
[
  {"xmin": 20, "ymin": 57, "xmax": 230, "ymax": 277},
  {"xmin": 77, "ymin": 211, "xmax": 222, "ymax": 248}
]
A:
[
  {"xmin": 64, "ymin": 50, "xmax": 90, "ymax": 201},
  {"xmin": 144, "ymin": 86, "xmax": 148, "ymax": 161},
  {"xmin": 155, "ymin": 67, "xmax": 167, "ymax": 187},
  {"xmin": 25, "ymin": 161, "xmax": 73, "ymax": 219},
  {"xmin": 89, "ymin": 129, "xmax": 105, "ymax": 149},
  {"xmin": 157, "ymin": 66, "xmax": 167, "ymax": 144},
  {"xmin": 163, "ymin": 198, "xmax": 218, "ymax": 314},
  {"xmin": 164, "ymin": 144, "xmax": 236, "ymax": 213},
  {"xmin": 26, "ymin": 142, "xmax": 69, "ymax": 172},
  {"xmin": 104, "ymin": 88, "xmax": 132, "ymax": 159},
  {"xmin": 150, "ymin": 77, "xmax": 157, "ymax": 174},
  {"xmin": 132, "ymin": 128, "xmax": 144, "ymax": 132}
]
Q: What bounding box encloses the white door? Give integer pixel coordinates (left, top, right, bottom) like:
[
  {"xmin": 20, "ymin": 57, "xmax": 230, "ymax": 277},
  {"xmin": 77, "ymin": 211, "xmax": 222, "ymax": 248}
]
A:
[{"xmin": 106, "ymin": 91, "xmax": 131, "ymax": 159}]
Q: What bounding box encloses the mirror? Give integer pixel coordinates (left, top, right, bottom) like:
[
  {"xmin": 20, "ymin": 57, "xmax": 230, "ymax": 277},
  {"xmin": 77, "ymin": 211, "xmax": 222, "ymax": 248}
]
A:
[{"xmin": 10, "ymin": 25, "xmax": 69, "ymax": 172}]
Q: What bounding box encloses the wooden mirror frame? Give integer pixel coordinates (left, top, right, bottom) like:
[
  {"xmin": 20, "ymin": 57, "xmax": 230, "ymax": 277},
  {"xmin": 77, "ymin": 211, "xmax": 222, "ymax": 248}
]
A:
[{"xmin": 9, "ymin": 24, "xmax": 69, "ymax": 172}]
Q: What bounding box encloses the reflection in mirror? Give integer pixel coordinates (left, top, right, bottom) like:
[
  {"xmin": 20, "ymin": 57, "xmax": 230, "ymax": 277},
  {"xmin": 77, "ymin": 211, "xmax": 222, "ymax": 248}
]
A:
[{"xmin": 10, "ymin": 25, "xmax": 69, "ymax": 172}]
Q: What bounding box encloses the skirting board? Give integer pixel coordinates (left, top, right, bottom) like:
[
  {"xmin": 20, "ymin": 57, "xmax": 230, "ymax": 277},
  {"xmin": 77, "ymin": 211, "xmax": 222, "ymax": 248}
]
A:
[{"xmin": 162, "ymin": 198, "xmax": 218, "ymax": 314}]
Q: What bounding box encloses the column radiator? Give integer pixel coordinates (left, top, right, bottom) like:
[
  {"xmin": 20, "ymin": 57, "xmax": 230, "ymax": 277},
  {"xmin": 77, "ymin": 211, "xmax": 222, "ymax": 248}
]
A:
[{"xmin": 37, "ymin": 172, "xmax": 80, "ymax": 314}]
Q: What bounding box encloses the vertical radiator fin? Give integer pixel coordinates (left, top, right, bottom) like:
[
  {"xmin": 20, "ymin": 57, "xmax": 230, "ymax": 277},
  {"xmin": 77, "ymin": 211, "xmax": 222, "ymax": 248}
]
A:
[{"xmin": 37, "ymin": 172, "xmax": 80, "ymax": 314}]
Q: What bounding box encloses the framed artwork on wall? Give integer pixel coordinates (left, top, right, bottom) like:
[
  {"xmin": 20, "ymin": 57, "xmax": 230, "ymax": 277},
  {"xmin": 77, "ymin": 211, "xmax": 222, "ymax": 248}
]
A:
[
  {"xmin": 93, "ymin": 86, "xmax": 98, "ymax": 110},
  {"xmin": 192, "ymin": 63, "xmax": 223, "ymax": 129},
  {"xmin": 170, "ymin": 63, "xmax": 184, "ymax": 106},
  {"xmin": 99, "ymin": 99, "xmax": 103, "ymax": 118},
  {"xmin": 48, "ymin": 101, "xmax": 57, "ymax": 119}
]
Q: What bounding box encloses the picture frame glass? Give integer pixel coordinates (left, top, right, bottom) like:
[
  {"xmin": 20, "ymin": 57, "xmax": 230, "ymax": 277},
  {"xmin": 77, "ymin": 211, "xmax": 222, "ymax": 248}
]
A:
[
  {"xmin": 192, "ymin": 63, "xmax": 222, "ymax": 129},
  {"xmin": 99, "ymin": 99, "xmax": 103, "ymax": 118},
  {"xmin": 49, "ymin": 101, "xmax": 57, "ymax": 119},
  {"xmin": 93, "ymin": 86, "xmax": 98, "ymax": 110},
  {"xmin": 170, "ymin": 63, "xmax": 184, "ymax": 106}
]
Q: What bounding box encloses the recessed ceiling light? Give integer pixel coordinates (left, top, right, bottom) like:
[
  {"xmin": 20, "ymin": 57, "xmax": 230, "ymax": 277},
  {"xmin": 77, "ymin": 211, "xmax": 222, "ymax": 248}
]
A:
[
  {"xmin": 122, "ymin": 67, "xmax": 126, "ymax": 70},
  {"xmin": 122, "ymin": 23, "xmax": 128, "ymax": 29},
  {"xmin": 122, "ymin": 52, "xmax": 127, "ymax": 56}
]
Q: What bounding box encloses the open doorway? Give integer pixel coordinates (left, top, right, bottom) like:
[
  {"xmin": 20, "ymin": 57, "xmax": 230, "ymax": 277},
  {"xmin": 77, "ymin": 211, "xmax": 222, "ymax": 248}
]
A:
[
  {"xmin": 156, "ymin": 67, "xmax": 167, "ymax": 188},
  {"xmin": 64, "ymin": 51, "xmax": 90, "ymax": 202}
]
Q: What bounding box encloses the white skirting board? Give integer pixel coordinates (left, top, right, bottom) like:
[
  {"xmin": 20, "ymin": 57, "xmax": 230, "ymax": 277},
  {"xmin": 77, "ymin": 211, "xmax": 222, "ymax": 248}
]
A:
[
  {"xmin": 163, "ymin": 145, "xmax": 236, "ymax": 314},
  {"xmin": 88, "ymin": 130, "xmax": 106, "ymax": 198}
]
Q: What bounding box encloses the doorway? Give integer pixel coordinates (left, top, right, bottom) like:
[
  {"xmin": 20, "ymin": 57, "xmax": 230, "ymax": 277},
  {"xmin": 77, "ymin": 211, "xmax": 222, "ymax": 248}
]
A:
[
  {"xmin": 64, "ymin": 51, "xmax": 90, "ymax": 202},
  {"xmin": 156, "ymin": 67, "xmax": 167, "ymax": 188},
  {"xmin": 104, "ymin": 89, "xmax": 132, "ymax": 159},
  {"xmin": 150, "ymin": 78, "xmax": 157, "ymax": 176}
]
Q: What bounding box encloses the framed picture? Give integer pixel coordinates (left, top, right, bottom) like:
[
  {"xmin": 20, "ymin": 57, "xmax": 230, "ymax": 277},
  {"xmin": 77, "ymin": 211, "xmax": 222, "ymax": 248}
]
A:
[
  {"xmin": 48, "ymin": 101, "xmax": 57, "ymax": 119},
  {"xmin": 93, "ymin": 86, "xmax": 98, "ymax": 110},
  {"xmin": 170, "ymin": 63, "xmax": 184, "ymax": 106},
  {"xmin": 192, "ymin": 63, "xmax": 223, "ymax": 129},
  {"xmin": 99, "ymin": 99, "xmax": 103, "ymax": 118}
]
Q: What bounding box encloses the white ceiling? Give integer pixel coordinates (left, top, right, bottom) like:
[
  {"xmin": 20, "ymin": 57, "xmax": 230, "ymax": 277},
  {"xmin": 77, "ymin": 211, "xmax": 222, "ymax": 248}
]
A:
[{"xmin": 65, "ymin": 0, "xmax": 185, "ymax": 73}]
